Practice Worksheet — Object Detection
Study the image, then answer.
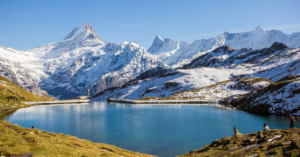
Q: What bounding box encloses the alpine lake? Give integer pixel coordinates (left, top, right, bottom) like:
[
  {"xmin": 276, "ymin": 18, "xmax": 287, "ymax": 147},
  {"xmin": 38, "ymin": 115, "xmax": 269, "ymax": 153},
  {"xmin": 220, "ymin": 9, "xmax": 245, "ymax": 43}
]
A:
[{"xmin": 3, "ymin": 101, "xmax": 300, "ymax": 157}]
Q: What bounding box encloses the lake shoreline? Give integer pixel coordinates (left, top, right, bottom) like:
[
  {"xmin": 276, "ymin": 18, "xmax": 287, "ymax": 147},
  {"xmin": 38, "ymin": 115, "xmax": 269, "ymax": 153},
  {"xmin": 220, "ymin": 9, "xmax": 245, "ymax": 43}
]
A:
[
  {"xmin": 107, "ymin": 98, "xmax": 227, "ymax": 104},
  {"xmin": 21, "ymin": 99, "xmax": 90, "ymax": 105},
  {"xmin": 0, "ymin": 99, "xmax": 90, "ymax": 119},
  {"xmin": 106, "ymin": 98, "xmax": 300, "ymax": 116}
]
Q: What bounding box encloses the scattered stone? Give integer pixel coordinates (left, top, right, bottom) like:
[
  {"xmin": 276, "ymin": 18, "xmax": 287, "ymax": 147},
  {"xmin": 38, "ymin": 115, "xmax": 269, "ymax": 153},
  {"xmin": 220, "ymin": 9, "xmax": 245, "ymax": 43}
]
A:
[{"xmin": 282, "ymin": 141, "xmax": 292, "ymax": 145}]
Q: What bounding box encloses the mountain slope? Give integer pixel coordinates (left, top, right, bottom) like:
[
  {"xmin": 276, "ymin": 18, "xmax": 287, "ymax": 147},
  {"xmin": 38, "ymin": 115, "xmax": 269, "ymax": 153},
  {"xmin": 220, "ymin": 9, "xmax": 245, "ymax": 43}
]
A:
[
  {"xmin": 167, "ymin": 78, "xmax": 272, "ymax": 101},
  {"xmin": 148, "ymin": 26, "xmax": 300, "ymax": 67},
  {"xmin": 38, "ymin": 40, "xmax": 167, "ymax": 99},
  {"xmin": 230, "ymin": 75, "xmax": 300, "ymax": 115},
  {"xmin": 0, "ymin": 46, "xmax": 49, "ymax": 96},
  {"xmin": 92, "ymin": 43, "xmax": 300, "ymax": 101}
]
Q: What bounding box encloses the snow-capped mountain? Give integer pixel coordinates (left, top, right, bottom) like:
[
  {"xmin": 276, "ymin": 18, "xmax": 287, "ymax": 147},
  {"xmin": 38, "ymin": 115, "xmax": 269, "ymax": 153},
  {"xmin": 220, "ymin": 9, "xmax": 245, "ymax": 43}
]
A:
[
  {"xmin": 0, "ymin": 22, "xmax": 167, "ymax": 99},
  {"xmin": 39, "ymin": 40, "xmax": 166, "ymax": 99},
  {"xmin": 148, "ymin": 26, "xmax": 300, "ymax": 67},
  {"xmin": 0, "ymin": 46, "xmax": 48, "ymax": 96},
  {"xmin": 231, "ymin": 75, "xmax": 300, "ymax": 115},
  {"xmin": 1, "ymin": 23, "xmax": 300, "ymax": 101},
  {"xmin": 92, "ymin": 43, "xmax": 300, "ymax": 101},
  {"xmin": 29, "ymin": 22, "xmax": 106, "ymax": 59}
]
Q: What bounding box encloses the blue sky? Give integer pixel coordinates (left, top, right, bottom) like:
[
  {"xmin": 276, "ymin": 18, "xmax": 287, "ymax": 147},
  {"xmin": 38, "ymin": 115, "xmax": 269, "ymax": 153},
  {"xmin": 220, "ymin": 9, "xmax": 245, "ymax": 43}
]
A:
[{"xmin": 0, "ymin": 0, "xmax": 300, "ymax": 51}]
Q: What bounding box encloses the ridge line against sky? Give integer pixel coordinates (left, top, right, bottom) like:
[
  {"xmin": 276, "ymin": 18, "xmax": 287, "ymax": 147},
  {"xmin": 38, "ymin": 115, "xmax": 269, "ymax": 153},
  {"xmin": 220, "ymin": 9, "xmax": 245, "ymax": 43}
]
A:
[{"xmin": 0, "ymin": 0, "xmax": 300, "ymax": 51}]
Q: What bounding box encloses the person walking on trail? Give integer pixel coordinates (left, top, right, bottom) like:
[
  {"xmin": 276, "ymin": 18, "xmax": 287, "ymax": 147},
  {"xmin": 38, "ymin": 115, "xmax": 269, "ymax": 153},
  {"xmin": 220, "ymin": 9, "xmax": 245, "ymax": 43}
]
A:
[
  {"xmin": 289, "ymin": 115, "xmax": 295, "ymax": 128},
  {"xmin": 264, "ymin": 123, "xmax": 270, "ymax": 132},
  {"xmin": 234, "ymin": 127, "xmax": 241, "ymax": 136}
]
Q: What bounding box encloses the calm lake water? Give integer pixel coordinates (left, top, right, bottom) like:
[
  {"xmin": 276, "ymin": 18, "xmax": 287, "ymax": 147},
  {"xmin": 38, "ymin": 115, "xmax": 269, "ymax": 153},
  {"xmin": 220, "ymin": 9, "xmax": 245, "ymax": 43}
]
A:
[{"xmin": 4, "ymin": 101, "xmax": 300, "ymax": 157}]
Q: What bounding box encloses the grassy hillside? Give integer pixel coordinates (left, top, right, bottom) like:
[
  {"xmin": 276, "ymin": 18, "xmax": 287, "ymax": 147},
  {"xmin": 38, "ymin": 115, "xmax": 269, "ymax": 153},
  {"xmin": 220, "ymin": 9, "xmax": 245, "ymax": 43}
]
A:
[
  {"xmin": 179, "ymin": 128, "xmax": 300, "ymax": 157},
  {"xmin": 0, "ymin": 120, "xmax": 154, "ymax": 157},
  {"xmin": 230, "ymin": 75, "xmax": 300, "ymax": 115},
  {"xmin": 0, "ymin": 75, "xmax": 56, "ymax": 113}
]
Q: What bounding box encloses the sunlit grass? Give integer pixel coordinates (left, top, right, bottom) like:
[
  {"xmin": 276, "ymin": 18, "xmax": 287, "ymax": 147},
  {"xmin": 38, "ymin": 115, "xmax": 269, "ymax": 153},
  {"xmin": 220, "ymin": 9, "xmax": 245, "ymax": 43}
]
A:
[
  {"xmin": 0, "ymin": 120, "xmax": 154, "ymax": 156},
  {"xmin": 0, "ymin": 75, "xmax": 56, "ymax": 113}
]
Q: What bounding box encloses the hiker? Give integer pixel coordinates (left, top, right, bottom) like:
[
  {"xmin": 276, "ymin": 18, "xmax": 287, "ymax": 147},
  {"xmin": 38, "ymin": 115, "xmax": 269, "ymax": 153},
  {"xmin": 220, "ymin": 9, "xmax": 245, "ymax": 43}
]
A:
[
  {"xmin": 263, "ymin": 123, "xmax": 270, "ymax": 131},
  {"xmin": 234, "ymin": 127, "xmax": 241, "ymax": 136},
  {"xmin": 32, "ymin": 126, "xmax": 34, "ymax": 129},
  {"xmin": 289, "ymin": 115, "xmax": 295, "ymax": 128}
]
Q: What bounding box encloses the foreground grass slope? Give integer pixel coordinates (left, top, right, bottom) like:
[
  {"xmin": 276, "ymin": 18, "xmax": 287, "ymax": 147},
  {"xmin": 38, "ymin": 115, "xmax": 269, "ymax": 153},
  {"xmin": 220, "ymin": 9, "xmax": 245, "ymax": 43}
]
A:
[
  {"xmin": 0, "ymin": 121, "xmax": 154, "ymax": 157},
  {"xmin": 179, "ymin": 128, "xmax": 300, "ymax": 157},
  {"xmin": 0, "ymin": 75, "xmax": 55, "ymax": 113}
]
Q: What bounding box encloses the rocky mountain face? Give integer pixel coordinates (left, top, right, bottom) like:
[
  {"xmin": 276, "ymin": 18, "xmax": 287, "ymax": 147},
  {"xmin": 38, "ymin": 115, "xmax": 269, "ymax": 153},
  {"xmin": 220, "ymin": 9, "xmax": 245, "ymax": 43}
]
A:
[
  {"xmin": 0, "ymin": 22, "xmax": 167, "ymax": 99},
  {"xmin": 167, "ymin": 78, "xmax": 272, "ymax": 101},
  {"xmin": 182, "ymin": 42, "xmax": 288, "ymax": 69},
  {"xmin": 148, "ymin": 26, "xmax": 300, "ymax": 67},
  {"xmin": 92, "ymin": 43, "xmax": 300, "ymax": 101},
  {"xmin": 231, "ymin": 75, "xmax": 300, "ymax": 115},
  {"xmin": 0, "ymin": 46, "xmax": 48, "ymax": 96}
]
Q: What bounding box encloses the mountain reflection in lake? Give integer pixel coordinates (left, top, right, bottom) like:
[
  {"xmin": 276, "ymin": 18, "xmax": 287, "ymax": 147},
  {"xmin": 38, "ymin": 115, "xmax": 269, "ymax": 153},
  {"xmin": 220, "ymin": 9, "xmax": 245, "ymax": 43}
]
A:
[{"xmin": 4, "ymin": 101, "xmax": 300, "ymax": 157}]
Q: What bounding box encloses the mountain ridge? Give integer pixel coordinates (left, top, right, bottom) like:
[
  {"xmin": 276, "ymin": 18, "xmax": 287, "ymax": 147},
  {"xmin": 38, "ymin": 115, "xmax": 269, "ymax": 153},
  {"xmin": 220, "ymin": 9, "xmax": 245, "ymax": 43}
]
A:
[
  {"xmin": 0, "ymin": 22, "xmax": 168, "ymax": 99},
  {"xmin": 92, "ymin": 42, "xmax": 300, "ymax": 101},
  {"xmin": 149, "ymin": 26, "xmax": 300, "ymax": 67},
  {"xmin": 1, "ymin": 24, "xmax": 300, "ymax": 100}
]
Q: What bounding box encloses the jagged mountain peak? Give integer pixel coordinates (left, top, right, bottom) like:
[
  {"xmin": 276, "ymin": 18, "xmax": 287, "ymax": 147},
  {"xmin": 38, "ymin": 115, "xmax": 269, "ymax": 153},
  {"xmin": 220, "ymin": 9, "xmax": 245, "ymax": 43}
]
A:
[
  {"xmin": 131, "ymin": 40, "xmax": 138, "ymax": 44},
  {"xmin": 148, "ymin": 35, "xmax": 166, "ymax": 54},
  {"xmin": 83, "ymin": 22, "xmax": 94, "ymax": 31},
  {"xmin": 155, "ymin": 35, "xmax": 163, "ymax": 41},
  {"xmin": 63, "ymin": 22, "xmax": 104, "ymax": 44},
  {"xmin": 255, "ymin": 25, "xmax": 265, "ymax": 31},
  {"xmin": 126, "ymin": 40, "xmax": 140, "ymax": 50}
]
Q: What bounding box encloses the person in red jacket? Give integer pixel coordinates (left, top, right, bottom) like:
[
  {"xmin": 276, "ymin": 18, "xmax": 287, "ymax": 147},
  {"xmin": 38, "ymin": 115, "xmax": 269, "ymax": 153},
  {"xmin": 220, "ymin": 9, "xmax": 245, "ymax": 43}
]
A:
[{"xmin": 289, "ymin": 115, "xmax": 295, "ymax": 128}]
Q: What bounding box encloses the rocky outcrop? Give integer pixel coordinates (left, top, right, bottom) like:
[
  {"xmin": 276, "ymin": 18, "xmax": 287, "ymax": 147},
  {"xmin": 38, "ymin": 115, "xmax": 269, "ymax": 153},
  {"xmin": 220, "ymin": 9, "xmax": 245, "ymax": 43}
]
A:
[{"xmin": 230, "ymin": 75, "xmax": 300, "ymax": 115}]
